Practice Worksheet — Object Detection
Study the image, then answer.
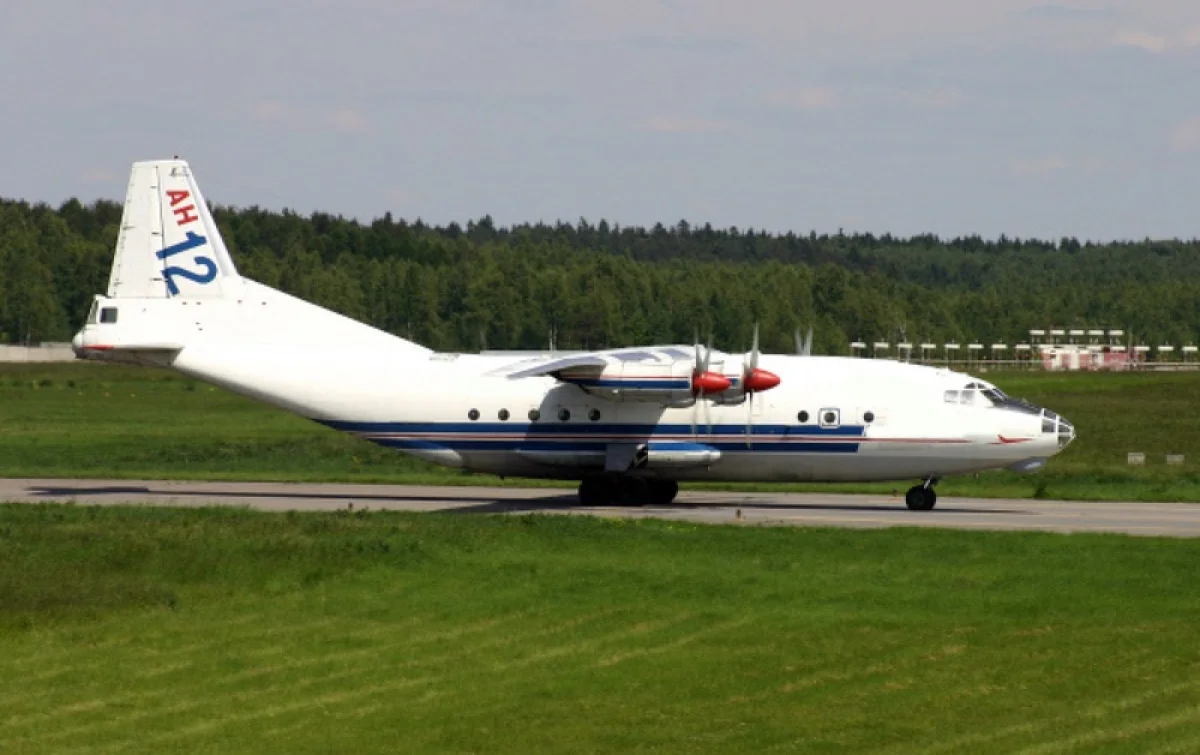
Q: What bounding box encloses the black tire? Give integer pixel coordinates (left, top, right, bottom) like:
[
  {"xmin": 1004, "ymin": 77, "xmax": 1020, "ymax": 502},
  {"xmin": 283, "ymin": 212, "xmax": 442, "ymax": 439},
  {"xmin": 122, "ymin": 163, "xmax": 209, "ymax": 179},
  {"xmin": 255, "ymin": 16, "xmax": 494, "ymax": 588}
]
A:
[
  {"xmin": 579, "ymin": 476, "xmax": 615, "ymax": 506},
  {"xmin": 905, "ymin": 485, "xmax": 936, "ymax": 511},
  {"xmin": 619, "ymin": 477, "xmax": 649, "ymax": 506},
  {"xmin": 645, "ymin": 479, "xmax": 679, "ymax": 506}
]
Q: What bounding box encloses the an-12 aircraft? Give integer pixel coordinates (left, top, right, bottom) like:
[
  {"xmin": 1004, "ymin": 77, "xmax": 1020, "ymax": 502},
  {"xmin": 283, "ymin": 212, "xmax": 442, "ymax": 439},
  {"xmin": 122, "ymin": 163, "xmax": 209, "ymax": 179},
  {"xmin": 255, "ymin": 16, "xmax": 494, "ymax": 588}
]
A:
[{"xmin": 72, "ymin": 160, "xmax": 1075, "ymax": 510}]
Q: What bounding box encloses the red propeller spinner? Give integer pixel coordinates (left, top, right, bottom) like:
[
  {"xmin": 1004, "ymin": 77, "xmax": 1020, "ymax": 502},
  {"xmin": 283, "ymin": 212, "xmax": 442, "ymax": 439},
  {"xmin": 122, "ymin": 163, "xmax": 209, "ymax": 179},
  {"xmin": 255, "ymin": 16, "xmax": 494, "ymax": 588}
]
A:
[
  {"xmin": 743, "ymin": 324, "xmax": 780, "ymax": 394},
  {"xmin": 743, "ymin": 366, "xmax": 780, "ymax": 392},
  {"xmin": 693, "ymin": 370, "xmax": 732, "ymax": 394}
]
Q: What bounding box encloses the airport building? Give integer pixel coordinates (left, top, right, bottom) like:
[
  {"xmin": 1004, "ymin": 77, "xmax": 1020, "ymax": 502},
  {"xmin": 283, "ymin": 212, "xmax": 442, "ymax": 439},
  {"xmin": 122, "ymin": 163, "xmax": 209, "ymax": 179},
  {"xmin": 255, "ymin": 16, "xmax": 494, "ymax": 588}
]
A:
[{"xmin": 853, "ymin": 328, "xmax": 1198, "ymax": 371}]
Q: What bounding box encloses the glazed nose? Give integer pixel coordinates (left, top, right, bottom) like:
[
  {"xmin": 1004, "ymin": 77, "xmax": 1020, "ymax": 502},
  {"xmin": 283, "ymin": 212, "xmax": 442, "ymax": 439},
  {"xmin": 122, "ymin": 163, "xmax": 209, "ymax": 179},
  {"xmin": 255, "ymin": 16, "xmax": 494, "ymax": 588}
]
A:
[
  {"xmin": 1043, "ymin": 411, "xmax": 1074, "ymax": 449},
  {"xmin": 1058, "ymin": 416, "xmax": 1075, "ymax": 448}
]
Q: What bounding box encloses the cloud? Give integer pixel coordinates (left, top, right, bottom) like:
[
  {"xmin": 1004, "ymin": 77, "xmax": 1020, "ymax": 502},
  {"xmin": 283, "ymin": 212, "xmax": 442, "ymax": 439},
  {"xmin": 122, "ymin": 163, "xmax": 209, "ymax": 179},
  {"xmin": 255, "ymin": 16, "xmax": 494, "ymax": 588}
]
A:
[
  {"xmin": 1009, "ymin": 155, "xmax": 1137, "ymax": 176},
  {"xmin": 764, "ymin": 87, "xmax": 838, "ymax": 110},
  {"xmin": 1112, "ymin": 30, "xmax": 1170, "ymax": 53},
  {"xmin": 896, "ymin": 88, "xmax": 962, "ymax": 109},
  {"xmin": 250, "ymin": 101, "xmax": 370, "ymax": 133},
  {"xmin": 251, "ymin": 100, "xmax": 290, "ymax": 122},
  {"xmin": 1184, "ymin": 27, "xmax": 1200, "ymax": 47},
  {"xmin": 328, "ymin": 108, "xmax": 370, "ymax": 134},
  {"xmin": 1020, "ymin": 5, "xmax": 1123, "ymax": 21},
  {"xmin": 1010, "ymin": 156, "xmax": 1070, "ymax": 176},
  {"xmin": 645, "ymin": 115, "xmax": 732, "ymax": 134},
  {"xmin": 1169, "ymin": 118, "xmax": 1200, "ymax": 152}
]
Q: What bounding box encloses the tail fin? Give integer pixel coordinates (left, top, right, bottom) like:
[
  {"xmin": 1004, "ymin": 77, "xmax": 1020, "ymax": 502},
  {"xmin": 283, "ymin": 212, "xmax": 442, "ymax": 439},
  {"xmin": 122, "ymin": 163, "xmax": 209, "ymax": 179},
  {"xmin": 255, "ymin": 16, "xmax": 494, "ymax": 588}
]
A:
[{"xmin": 107, "ymin": 159, "xmax": 241, "ymax": 299}]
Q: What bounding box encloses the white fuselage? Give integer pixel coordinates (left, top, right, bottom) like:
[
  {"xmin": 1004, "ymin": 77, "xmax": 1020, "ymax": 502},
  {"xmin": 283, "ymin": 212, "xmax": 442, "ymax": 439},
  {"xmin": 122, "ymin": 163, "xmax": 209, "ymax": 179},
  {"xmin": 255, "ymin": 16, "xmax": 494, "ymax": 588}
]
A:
[{"xmin": 74, "ymin": 281, "xmax": 1071, "ymax": 484}]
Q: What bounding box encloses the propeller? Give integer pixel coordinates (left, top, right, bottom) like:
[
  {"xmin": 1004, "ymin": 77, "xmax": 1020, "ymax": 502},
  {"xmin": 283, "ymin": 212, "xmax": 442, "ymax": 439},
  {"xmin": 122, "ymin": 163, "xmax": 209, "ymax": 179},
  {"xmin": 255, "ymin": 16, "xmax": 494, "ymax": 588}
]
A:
[
  {"xmin": 743, "ymin": 323, "xmax": 781, "ymax": 446},
  {"xmin": 691, "ymin": 331, "xmax": 730, "ymax": 437},
  {"xmin": 794, "ymin": 325, "xmax": 814, "ymax": 357}
]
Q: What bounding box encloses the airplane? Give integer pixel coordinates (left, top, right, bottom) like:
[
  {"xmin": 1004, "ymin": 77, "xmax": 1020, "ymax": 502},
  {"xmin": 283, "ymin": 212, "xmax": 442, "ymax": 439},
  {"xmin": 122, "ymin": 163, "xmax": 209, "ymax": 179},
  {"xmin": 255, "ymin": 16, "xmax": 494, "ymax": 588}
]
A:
[{"xmin": 71, "ymin": 159, "xmax": 1075, "ymax": 511}]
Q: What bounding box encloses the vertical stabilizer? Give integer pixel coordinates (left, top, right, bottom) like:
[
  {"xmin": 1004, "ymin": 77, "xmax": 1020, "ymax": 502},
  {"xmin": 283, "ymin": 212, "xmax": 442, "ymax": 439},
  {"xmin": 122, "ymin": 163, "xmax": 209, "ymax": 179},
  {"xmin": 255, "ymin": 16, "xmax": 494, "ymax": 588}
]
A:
[{"xmin": 107, "ymin": 159, "xmax": 241, "ymax": 299}]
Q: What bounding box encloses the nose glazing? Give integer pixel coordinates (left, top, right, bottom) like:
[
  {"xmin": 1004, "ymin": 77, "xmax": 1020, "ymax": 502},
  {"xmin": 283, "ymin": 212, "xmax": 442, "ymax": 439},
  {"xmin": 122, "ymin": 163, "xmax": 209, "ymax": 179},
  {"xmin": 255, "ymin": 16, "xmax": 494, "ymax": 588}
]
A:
[
  {"xmin": 1058, "ymin": 417, "xmax": 1075, "ymax": 448},
  {"xmin": 1041, "ymin": 409, "xmax": 1074, "ymax": 449}
]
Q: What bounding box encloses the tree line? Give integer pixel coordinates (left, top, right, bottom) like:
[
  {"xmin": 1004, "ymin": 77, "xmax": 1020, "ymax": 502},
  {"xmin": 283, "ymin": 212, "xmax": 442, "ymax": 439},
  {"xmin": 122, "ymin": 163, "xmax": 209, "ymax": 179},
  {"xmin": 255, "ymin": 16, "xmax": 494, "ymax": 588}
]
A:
[{"xmin": 2, "ymin": 197, "xmax": 1199, "ymax": 353}]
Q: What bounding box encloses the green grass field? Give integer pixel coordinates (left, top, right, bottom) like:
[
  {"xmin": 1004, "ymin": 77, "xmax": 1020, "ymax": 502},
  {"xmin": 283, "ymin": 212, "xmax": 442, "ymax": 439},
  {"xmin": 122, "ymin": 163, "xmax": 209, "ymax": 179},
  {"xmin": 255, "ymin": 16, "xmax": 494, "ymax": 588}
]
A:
[
  {"xmin": 3, "ymin": 362, "xmax": 1200, "ymax": 500},
  {"xmin": 2, "ymin": 503, "xmax": 1200, "ymax": 753}
]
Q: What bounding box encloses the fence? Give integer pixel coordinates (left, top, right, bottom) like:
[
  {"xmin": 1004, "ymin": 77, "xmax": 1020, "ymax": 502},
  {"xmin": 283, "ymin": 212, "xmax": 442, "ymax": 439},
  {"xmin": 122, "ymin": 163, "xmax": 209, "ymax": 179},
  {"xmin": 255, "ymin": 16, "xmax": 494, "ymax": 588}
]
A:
[{"xmin": 0, "ymin": 343, "xmax": 76, "ymax": 362}]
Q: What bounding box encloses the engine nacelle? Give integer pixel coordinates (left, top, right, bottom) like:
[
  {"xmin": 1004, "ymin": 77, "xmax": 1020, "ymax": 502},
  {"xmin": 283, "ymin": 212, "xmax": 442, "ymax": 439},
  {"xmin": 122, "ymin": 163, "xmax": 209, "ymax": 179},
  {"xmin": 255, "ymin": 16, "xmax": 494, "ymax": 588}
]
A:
[
  {"xmin": 634, "ymin": 442, "xmax": 721, "ymax": 469},
  {"xmin": 560, "ymin": 360, "xmax": 724, "ymax": 406}
]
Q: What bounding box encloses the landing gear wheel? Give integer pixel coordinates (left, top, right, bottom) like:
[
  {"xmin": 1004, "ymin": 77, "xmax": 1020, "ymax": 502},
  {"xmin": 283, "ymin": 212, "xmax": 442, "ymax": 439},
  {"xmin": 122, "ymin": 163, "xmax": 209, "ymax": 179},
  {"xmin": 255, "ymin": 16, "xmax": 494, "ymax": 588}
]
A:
[
  {"xmin": 905, "ymin": 485, "xmax": 937, "ymax": 511},
  {"xmin": 619, "ymin": 477, "xmax": 649, "ymax": 507},
  {"xmin": 579, "ymin": 476, "xmax": 617, "ymax": 506},
  {"xmin": 645, "ymin": 480, "xmax": 679, "ymax": 506}
]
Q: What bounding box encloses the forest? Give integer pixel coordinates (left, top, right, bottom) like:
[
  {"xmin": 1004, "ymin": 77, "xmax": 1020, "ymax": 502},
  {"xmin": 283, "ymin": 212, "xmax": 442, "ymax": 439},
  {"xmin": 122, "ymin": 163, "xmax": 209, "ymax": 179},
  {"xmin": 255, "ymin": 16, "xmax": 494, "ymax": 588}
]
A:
[{"xmin": 2, "ymin": 196, "xmax": 1198, "ymax": 353}]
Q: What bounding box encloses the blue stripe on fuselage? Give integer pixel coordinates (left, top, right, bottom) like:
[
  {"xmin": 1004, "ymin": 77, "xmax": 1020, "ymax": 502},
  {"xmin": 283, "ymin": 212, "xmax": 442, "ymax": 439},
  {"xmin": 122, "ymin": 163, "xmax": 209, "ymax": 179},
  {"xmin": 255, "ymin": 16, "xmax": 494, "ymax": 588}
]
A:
[
  {"xmin": 319, "ymin": 420, "xmax": 864, "ymax": 437},
  {"xmin": 372, "ymin": 438, "xmax": 858, "ymax": 454},
  {"xmin": 315, "ymin": 420, "xmax": 864, "ymax": 454}
]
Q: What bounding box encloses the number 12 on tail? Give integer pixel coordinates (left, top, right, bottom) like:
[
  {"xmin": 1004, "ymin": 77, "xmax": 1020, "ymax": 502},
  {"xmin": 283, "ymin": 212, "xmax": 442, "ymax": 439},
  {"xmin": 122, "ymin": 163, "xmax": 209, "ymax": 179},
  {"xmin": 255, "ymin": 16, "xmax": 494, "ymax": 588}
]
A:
[{"xmin": 156, "ymin": 231, "xmax": 217, "ymax": 295}]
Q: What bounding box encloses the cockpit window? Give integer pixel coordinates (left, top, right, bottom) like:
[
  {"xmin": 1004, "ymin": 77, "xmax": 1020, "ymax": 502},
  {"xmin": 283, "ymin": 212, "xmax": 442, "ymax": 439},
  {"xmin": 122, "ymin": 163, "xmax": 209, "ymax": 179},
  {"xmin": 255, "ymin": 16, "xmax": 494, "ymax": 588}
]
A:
[
  {"xmin": 99, "ymin": 307, "xmax": 119, "ymax": 324},
  {"xmin": 946, "ymin": 388, "xmax": 981, "ymax": 405},
  {"xmin": 981, "ymin": 388, "xmax": 1008, "ymax": 404}
]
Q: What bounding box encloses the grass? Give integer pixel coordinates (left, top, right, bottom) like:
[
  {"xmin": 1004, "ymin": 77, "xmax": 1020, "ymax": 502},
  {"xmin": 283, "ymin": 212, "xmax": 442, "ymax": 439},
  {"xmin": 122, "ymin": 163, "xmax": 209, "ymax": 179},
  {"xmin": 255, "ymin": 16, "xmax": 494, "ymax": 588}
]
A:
[
  {"xmin": 4, "ymin": 363, "xmax": 1200, "ymax": 501},
  {"xmin": 3, "ymin": 503, "xmax": 1200, "ymax": 753}
]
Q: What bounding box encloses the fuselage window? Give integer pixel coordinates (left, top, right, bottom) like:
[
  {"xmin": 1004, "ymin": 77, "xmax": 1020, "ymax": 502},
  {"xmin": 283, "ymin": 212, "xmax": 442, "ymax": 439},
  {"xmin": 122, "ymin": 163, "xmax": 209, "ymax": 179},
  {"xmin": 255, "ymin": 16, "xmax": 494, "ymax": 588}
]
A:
[
  {"xmin": 99, "ymin": 307, "xmax": 119, "ymax": 324},
  {"xmin": 528, "ymin": 409, "xmax": 541, "ymax": 421},
  {"xmin": 797, "ymin": 410, "xmax": 809, "ymax": 423},
  {"xmin": 468, "ymin": 409, "xmax": 480, "ymax": 421},
  {"xmin": 820, "ymin": 409, "xmax": 840, "ymax": 428},
  {"xmin": 498, "ymin": 409, "xmax": 510, "ymax": 421},
  {"xmin": 558, "ymin": 408, "xmax": 571, "ymax": 421},
  {"xmin": 863, "ymin": 411, "xmax": 875, "ymax": 423},
  {"xmin": 588, "ymin": 409, "xmax": 601, "ymax": 421}
]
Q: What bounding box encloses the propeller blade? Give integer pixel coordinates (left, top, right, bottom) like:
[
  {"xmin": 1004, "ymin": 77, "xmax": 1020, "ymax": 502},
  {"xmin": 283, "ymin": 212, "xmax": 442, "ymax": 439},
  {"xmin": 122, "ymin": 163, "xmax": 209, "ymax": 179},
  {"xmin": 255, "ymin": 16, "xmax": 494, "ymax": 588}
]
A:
[
  {"xmin": 804, "ymin": 326, "xmax": 814, "ymax": 356},
  {"xmin": 749, "ymin": 322, "xmax": 760, "ymax": 371},
  {"xmin": 794, "ymin": 328, "xmax": 804, "ymax": 356},
  {"xmin": 703, "ymin": 393, "xmax": 712, "ymax": 436},
  {"xmin": 745, "ymin": 393, "xmax": 753, "ymax": 447}
]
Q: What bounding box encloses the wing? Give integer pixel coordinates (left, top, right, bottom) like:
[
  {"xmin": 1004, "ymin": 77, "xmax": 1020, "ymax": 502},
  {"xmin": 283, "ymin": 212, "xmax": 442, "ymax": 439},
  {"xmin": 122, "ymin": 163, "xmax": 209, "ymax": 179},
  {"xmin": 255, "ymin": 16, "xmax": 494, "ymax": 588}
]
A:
[
  {"xmin": 502, "ymin": 353, "xmax": 610, "ymax": 380},
  {"xmin": 496, "ymin": 346, "xmax": 707, "ymax": 406}
]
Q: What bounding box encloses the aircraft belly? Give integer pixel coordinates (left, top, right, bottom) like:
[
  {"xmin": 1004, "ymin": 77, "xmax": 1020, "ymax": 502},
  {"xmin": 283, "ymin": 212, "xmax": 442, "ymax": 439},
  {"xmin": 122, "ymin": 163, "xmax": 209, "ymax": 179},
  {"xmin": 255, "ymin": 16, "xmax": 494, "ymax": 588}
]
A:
[{"xmin": 454, "ymin": 442, "xmax": 992, "ymax": 484}]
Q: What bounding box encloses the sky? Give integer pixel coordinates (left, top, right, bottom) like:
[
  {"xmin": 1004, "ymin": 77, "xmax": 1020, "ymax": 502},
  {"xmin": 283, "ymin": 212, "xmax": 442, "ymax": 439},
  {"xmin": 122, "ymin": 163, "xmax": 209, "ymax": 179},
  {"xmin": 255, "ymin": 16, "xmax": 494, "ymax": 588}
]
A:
[{"xmin": 1, "ymin": 0, "xmax": 1198, "ymax": 241}]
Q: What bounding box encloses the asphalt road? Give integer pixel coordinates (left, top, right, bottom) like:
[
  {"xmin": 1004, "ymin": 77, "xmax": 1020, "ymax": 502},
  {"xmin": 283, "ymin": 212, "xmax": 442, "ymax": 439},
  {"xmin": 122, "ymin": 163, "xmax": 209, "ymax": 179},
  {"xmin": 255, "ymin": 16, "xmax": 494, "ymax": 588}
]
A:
[{"xmin": 5, "ymin": 478, "xmax": 1200, "ymax": 538}]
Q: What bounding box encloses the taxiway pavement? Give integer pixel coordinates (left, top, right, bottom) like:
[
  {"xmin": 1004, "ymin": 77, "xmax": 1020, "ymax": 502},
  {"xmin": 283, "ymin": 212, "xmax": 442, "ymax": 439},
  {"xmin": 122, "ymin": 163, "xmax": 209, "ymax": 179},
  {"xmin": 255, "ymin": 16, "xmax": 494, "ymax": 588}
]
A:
[{"xmin": 3, "ymin": 478, "xmax": 1200, "ymax": 537}]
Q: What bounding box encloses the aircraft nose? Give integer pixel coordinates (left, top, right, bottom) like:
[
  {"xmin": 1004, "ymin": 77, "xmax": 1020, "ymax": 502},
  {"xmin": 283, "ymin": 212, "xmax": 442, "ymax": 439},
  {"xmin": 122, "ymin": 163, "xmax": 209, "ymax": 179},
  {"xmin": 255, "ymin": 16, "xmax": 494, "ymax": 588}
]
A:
[
  {"xmin": 71, "ymin": 331, "xmax": 84, "ymax": 357},
  {"xmin": 1054, "ymin": 414, "xmax": 1075, "ymax": 450}
]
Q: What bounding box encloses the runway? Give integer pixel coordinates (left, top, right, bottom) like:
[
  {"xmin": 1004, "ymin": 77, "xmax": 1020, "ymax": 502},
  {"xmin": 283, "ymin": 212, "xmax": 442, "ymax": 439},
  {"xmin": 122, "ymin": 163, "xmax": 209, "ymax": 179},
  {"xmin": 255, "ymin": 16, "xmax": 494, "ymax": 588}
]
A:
[{"xmin": 5, "ymin": 478, "xmax": 1200, "ymax": 537}]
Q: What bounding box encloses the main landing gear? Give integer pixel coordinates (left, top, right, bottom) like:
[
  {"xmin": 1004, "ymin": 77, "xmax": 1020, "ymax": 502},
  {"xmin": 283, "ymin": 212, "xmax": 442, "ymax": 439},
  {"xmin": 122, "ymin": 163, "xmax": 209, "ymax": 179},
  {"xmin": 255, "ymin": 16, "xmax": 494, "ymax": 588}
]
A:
[
  {"xmin": 578, "ymin": 476, "xmax": 679, "ymax": 507},
  {"xmin": 905, "ymin": 478, "xmax": 939, "ymax": 511}
]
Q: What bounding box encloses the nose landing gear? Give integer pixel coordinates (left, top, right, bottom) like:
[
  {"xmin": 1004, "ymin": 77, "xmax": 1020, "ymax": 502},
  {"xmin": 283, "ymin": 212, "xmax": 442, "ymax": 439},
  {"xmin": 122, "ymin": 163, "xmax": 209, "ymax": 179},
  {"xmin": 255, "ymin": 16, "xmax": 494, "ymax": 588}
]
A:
[{"xmin": 905, "ymin": 478, "xmax": 939, "ymax": 511}]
